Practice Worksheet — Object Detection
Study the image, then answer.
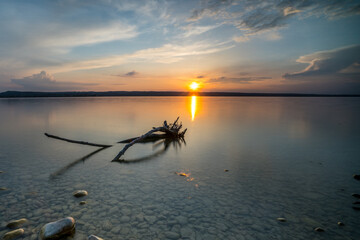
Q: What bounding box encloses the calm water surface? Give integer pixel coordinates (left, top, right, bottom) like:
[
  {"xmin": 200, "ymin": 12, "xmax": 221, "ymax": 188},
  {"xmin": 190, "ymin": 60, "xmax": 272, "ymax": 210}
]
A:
[{"xmin": 1, "ymin": 97, "xmax": 360, "ymax": 240}]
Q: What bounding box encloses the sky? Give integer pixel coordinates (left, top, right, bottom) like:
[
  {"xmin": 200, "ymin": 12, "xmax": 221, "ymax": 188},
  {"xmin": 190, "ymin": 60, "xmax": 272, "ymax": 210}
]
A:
[{"xmin": 0, "ymin": 0, "xmax": 360, "ymax": 94}]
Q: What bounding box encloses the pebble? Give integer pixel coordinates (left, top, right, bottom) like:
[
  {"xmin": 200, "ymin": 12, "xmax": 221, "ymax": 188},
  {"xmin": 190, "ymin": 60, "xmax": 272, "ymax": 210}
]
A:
[
  {"xmin": 176, "ymin": 216, "xmax": 187, "ymax": 225},
  {"xmin": 80, "ymin": 201, "xmax": 87, "ymax": 205},
  {"xmin": 3, "ymin": 229, "xmax": 24, "ymax": 240},
  {"xmin": 224, "ymin": 169, "xmax": 229, "ymax": 172},
  {"xmin": 164, "ymin": 231, "xmax": 180, "ymax": 239},
  {"xmin": 277, "ymin": 218, "xmax": 286, "ymax": 222},
  {"xmin": 39, "ymin": 217, "xmax": 75, "ymax": 240},
  {"xmin": 314, "ymin": 227, "xmax": 324, "ymax": 232},
  {"xmin": 338, "ymin": 222, "xmax": 345, "ymax": 226},
  {"xmin": 354, "ymin": 174, "xmax": 360, "ymax": 180},
  {"xmin": 145, "ymin": 216, "xmax": 156, "ymax": 224},
  {"xmin": 120, "ymin": 216, "xmax": 130, "ymax": 223},
  {"xmin": 73, "ymin": 190, "xmax": 88, "ymax": 198},
  {"xmin": 6, "ymin": 218, "xmax": 28, "ymax": 229},
  {"xmin": 88, "ymin": 235, "xmax": 104, "ymax": 240}
]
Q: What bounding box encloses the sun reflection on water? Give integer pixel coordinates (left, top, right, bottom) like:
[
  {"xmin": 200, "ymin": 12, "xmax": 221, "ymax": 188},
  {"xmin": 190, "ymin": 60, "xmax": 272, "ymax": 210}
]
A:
[{"xmin": 191, "ymin": 95, "xmax": 197, "ymax": 121}]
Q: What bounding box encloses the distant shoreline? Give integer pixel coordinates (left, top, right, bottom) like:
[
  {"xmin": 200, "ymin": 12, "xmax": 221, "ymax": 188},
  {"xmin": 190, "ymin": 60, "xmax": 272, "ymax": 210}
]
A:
[{"xmin": 0, "ymin": 91, "xmax": 359, "ymax": 98}]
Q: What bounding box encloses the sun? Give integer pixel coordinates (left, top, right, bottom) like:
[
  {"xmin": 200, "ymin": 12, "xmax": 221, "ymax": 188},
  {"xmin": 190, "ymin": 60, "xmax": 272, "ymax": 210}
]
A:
[{"xmin": 189, "ymin": 82, "xmax": 200, "ymax": 91}]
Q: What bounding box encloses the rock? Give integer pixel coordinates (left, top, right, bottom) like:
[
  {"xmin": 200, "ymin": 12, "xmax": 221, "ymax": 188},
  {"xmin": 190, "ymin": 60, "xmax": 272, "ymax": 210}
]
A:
[
  {"xmin": 0, "ymin": 187, "xmax": 7, "ymax": 191},
  {"xmin": 352, "ymin": 193, "xmax": 360, "ymax": 199},
  {"xmin": 180, "ymin": 227, "xmax": 194, "ymax": 238},
  {"xmin": 353, "ymin": 201, "xmax": 360, "ymax": 204},
  {"xmin": 337, "ymin": 221, "xmax": 344, "ymax": 226},
  {"xmin": 176, "ymin": 216, "xmax": 187, "ymax": 225},
  {"xmin": 6, "ymin": 218, "xmax": 28, "ymax": 229},
  {"xmin": 39, "ymin": 217, "xmax": 75, "ymax": 240},
  {"xmin": 3, "ymin": 229, "xmax": 24, "ymax": 240},
  {"xmin": 73, "ymin": 190, "xmax": 88, "ymax": 198},
  {"xmin": 120, "ymin": 216, "xmax": 130, "ymax": 223},
  {"xmin": 224, "ymin": 169, "xmax": 229, "ymax": 172},
  {"xmin": 79, "ymin": 201, "xmax": 87, "ymax": 205},
  {"xmin": 164, "ymin": 231, "xmax": 180, "ymax": 239},
  {"xmin": 88, "ymin": 235, "xmax": 104, "ymax": 240},
  {"xmin": 277, "ymin": 218, "xmax": 286, "ymax": 222},
  {"xmin": 352, "ymin": 206, "xmax": 360, "ymax": 211},
  {"xmin": 0, "ymin": 171, "xmax": 3, "ymax": 174},
  {"xmin": 102, "ymin": 220, "xmax": 112, "ymax": 231},
  {"xmin": 135, "ymin": 213, "xmax": 144, "ymax": 222},
  {"xmin": 314, "ymin": 227, "xmax": 324, "ymax": 232},
  {"xmin": 354, "ymin": 174, "xmax": 360, "ymax": 180},
  {"xmin": 144, "ymin": 216, "xmax": 156, "ymax": 224}
]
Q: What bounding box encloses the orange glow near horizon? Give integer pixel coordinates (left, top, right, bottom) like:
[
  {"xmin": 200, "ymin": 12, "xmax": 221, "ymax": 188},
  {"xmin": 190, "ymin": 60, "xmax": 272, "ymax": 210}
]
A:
[{"xmin": 191, "ymin": 95, "xmax": 197, "ymax": 121}]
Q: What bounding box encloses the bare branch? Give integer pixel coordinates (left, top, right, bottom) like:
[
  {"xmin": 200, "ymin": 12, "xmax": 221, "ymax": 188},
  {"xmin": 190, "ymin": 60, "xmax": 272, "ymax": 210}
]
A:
[{"xmin": 44, "ymin": 133, "xmax": 112, "ymax": 148}]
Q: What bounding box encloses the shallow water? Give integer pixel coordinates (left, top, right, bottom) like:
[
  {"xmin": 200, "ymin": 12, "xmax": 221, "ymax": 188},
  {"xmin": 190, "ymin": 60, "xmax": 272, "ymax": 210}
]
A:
[{"xmin": 1, "ymin": 96, "xmax": 360, "ymax": 239}]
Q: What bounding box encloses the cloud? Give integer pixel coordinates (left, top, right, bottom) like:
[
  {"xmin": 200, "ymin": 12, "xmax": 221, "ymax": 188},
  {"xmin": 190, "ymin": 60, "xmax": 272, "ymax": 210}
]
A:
[
  {"xmin": 188, "ymin": 0, "xmax": 360, "ymax": 36},
  {"xmin": 197, "ymin": 75, "xmax": 204, "ymax": 78},
  {"xmin": 182, "ymin": 24, "xmax": 222, "ymax": 37},
  {"xmin": 283, "ymin": 44, "xmax": 360, "ymax": 80},
  {"xmin": 188, "ymin": 0, "xmax": 234, "ymax": 22},
  {"xmin": 124, "ymin": 71, "xmax": 138, "ymax": 76},
  {"xmin": 11, "ymin": 71, "xmax": 95, "ymax": 91},
  {"xmin": 48, "ymin": 41, "xmax": 235, "ymax": 73},
  {"xmin": 234, "ymin": 29, "xmax": 282, "ymax": 42},
  {"xmin": 41, "ymin": 22, "xmax": 138, "ymax": 48},
  {"xmin": 207, "ymin": 76, "xmax": 272, "ymax": 84}
]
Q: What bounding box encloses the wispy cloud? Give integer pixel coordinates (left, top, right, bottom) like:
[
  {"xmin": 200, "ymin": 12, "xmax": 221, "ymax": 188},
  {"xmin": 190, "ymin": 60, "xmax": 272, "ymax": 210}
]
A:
[
  {"xmin": 11, "ymin": 71, "xmax": 96, "ymax": 91},
  {"xmin": 189, "ymin": 0, "xmax": 360, "ymax": 40},
  {"xmin": 40, "ymin": 22, "xmax": 138, "ymax": 48},
  {"xmin": 283, "ymin": 44, "xmax": 360, "ymax": 80},
  {"xmin": 182, "ymin": 24, "xmax": 222, "ymax": 37},
  {"xmin": 49, "ymin": 41, "xmax": 235, "ymax": 72},
  {"xmin": 207, "ymin": 76, "xmax": 272, "ymax": 84}
]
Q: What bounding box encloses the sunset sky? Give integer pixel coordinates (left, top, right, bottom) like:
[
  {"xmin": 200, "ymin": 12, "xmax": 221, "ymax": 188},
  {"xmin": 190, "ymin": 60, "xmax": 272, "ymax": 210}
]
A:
[{"xmin": 0, "ymin": 0, "xmax": 359, "ymax": 93}]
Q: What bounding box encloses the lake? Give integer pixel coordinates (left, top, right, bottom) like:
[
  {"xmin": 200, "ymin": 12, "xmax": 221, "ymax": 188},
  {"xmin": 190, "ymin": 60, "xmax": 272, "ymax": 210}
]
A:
[{"xmin": 1, "ymin": 96, "xmax": 360, "ymax": 240}]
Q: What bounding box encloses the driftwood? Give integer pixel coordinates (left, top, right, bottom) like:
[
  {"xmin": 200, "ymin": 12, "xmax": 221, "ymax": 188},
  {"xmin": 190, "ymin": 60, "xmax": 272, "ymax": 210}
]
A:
[
  {"xmin": 44, "ymin": 133, "xmax": 112, "ymax": 148},
  {"xmin": 118, "ymin": 133, "xmax": 170, "ymax": 143},
  {"xmin": 113, "ymin": 117, "xmax": 187, "ymax": 161},
  {"xmin": 44, "ymin": 117, "xmax": 187, "ymax": 174}
]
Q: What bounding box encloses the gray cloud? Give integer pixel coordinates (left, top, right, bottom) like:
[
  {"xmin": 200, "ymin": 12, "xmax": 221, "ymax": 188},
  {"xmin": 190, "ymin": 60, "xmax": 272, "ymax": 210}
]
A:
[
  {"xmin": 208, "ymin": 76, "xmax": 271, "ymax": 84},
  {"xmin": 283, "ymin": 44, "xmax": 360, "ymax": 80},
  {"xmin": 188, "ymin": 0, "xmax": 360, "ymax": 34},
  {"xmin": 11, "ymin": 71, "xmax": 96, "ymax": 91},
  {"xmin": 197, "ymin": 75, "xmax": 205, "ymax": 78},
  {"xmin": 188, "ymin": 0, "xmax": 234, "ymax": 22},
  {"xmin": 125, "ymin": 71, "xmax": 138, "ymax": 76}
]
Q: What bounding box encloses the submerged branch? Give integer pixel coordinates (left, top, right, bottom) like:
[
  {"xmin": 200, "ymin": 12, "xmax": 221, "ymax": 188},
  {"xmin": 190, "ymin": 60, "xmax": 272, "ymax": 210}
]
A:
[{"xmin": 44, "ymin": 133, "xmax": 112, "ymax": 148}]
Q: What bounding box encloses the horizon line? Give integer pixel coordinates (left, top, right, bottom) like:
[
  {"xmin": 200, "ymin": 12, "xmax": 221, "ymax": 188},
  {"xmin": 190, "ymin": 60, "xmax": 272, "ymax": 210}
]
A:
[{"xmin": 1, "ymin": 90, "xmax": 359, "ymax": 98}]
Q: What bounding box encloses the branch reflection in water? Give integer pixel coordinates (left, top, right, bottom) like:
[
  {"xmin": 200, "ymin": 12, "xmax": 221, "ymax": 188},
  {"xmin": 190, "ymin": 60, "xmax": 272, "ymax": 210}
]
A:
[{"xmin": 49, "ymin": 147, "xmax": 108, "ymax": 179}]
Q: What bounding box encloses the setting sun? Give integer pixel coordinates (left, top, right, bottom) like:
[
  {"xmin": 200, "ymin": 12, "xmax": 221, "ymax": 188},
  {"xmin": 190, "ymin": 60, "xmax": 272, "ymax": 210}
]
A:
[{"xmin": 189, "ymin": 82, "xmax": 199, "ymax": 91}]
